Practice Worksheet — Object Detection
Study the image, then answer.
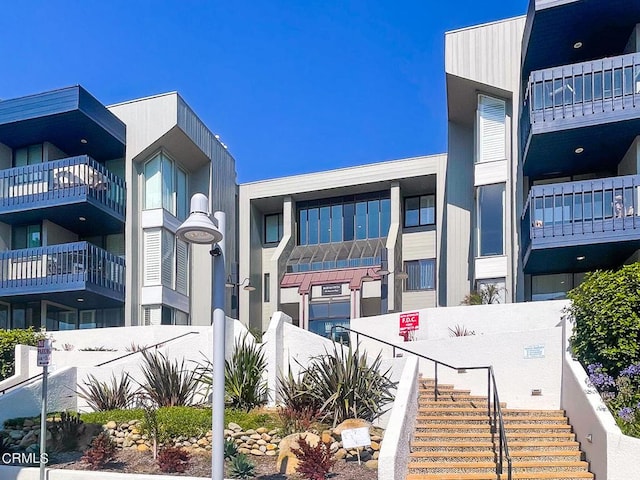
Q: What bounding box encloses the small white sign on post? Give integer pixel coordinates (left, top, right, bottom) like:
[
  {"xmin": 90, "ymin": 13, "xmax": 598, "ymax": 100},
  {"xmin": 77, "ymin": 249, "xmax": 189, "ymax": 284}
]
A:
[
  {"xmin": 37, "ymin": 339, "xmax": 52, "ymax": 367},
  {"xmin": 341, "ymin": 427, "xmax": 371, "ymax": 465}
]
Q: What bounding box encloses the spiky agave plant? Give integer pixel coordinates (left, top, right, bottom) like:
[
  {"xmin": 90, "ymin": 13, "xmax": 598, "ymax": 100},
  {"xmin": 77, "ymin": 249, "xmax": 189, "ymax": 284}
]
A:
[
  {"xmin": 139, "ymin": 350, "xmax": 199, "ymax": 407},
  {"xmin": 77, "ymin": 373, "xmax": 134, "ymax": 411}
]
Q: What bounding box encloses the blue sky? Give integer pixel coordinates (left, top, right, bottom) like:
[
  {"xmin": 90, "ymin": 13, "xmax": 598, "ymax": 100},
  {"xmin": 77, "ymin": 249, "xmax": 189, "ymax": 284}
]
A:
[{"xmin": 0, "ymin": 1, "xmax": 528, "ymax": 182}]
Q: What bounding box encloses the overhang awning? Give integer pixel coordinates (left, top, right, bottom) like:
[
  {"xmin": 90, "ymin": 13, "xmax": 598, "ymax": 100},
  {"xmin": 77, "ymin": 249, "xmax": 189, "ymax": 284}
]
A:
[{"xmin": 280, "ymin": 267, "xmax": 381, "ymax": 295}]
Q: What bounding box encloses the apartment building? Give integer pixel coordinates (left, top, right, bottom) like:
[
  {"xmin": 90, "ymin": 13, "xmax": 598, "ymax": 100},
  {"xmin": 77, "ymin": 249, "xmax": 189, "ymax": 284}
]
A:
[
  {"xmin": 0, "ymin": 86, "xmax": 237, "ymax": 330},
  {"xmin": 238, "ymin": 155, "xmax": 446, "ymax": 334}
]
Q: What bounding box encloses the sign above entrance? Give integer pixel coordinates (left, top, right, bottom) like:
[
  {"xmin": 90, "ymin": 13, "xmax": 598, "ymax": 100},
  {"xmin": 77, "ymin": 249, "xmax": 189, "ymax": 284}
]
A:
[
  {"xmin": 321, "ymin": 284, "xmax": 343, "ymax": 296},
  {"xmin": 399, "ymin": 311, "xmax": 420, "ymax": 333}
]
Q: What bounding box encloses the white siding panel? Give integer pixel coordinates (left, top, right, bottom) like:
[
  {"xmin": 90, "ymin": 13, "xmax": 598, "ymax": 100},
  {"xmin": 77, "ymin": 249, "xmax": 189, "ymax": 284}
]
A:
[
  {"xmin": 474, "ymin": 160, "xmax": 508, "ymax": 186},
  {"xmin": 280, "ymin": 287, "xmax": 300, "ymax": 304},
  {"xmin": 475, "ymin": 255, "xmax": 508, "ymax": 280},
  {"xmin": 176, "ymin": 239, "xmax": 188, "ymax": 295},
  {"xmin": 143, "ymin": 229, "xmax": 161, "ymax": 285},
  {"xmin": 402, "ymin": 291, "xmax": 437, "ymax": 311},
  {"xmin": 478, "ymin": 95, "xmax": 506, "ymax": 163},
  {"xmin": 402, "ymin": 231, "xmax": 437, "ymax": 260}
]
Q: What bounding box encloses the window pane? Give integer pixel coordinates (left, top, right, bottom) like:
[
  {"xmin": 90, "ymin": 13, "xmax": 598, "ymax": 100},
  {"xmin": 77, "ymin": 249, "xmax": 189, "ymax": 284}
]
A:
[
  {"xmin": 343, "ymin": 203, "xmax": 354, "ymax": 241},
  {"xmin": 624, "ymin": 66, "xmax": 633, "ymax": 95},
  {"xmin": 161, "ymin": 154, "xmax": 174, "ymax": 213},
  {"xmin": 532, "ymin": 273, "xmax": 572, "ymax": 301},
  {"xmin": 405, "ymin": 197, "xmax": 419, "ymax": 227},
  {"xmin": 308, "ymin": 208, "xmax": 319, "ymax": 245},
  {"xmin": 380, "ymin": 198, "xmax": 391, "ymax": 235},
  {"xmin": 405, "ymin": 259, "xmax": 435, "ymax": 291},
  {"xmin": 614, "ymin": 68, "xmax": 622, "ymax": 97},
  {"xmin": 355, "ymin": 201, "xmax": 367, "ymax": 240},
  {"xmin": 478, "ymin": 184, "xmax": 504, "ymax": 256},
  {"xmin": 533, "ymin": 82, "xmax": 543, "ymax": 110},
  {"xmin": 265, "ymin": 214, "xmax": 282, "ymax": 243},
  {"xmin": 299, "ymin": 210, "xmax": 308, "ymax": 245},
  {"xmin": 367, "ymin": 200, "xmax": 380, "ymax": 238},
  {"xmin": 320, "ymin": 206, "xmax": 331, "ymax": 243},
  {"xmin": 264, "ymin": 273, "xmax": 270, "ymax": 302},
  {"xmin": 420, "ymin": 195, "xmax": 435, "ymax": 225},
  {"xmin": 14, "ymin": 148, "xmax": 28, "ymax": 167},
  {"xmin": 574, "ymin": 76, "xmax": 583, "ymax": 103},
  {"xmin": 144, "ymin": 155, "xmax": 162, "ymax": 209},
  {"xmin": 331, "ymin": 205, "xmax": 343, "ymax": 242},
  {"xmin": 584, "ymin": 73, "xmax": 593, "ymax": 101},
  {"xmin": 594, "ymin": 71, "xmax": 603, "ymax": 100},
  {"xmin": 27, "ymin": 224, "xmax": 41, "ymax": 248},
  {"xmin": 27, "ymin": 144, "xmax": 43, "ymax": 165}
]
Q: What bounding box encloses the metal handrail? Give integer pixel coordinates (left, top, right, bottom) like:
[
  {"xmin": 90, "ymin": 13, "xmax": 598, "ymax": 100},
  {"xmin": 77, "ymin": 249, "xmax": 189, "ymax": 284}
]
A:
[
  {"xmin": 330, "ymin": 325, "xmax": 512, "ymax": 479},
  {"xmin": 0, "ymin": 331, "xmax": 199, "ymax": 396}
]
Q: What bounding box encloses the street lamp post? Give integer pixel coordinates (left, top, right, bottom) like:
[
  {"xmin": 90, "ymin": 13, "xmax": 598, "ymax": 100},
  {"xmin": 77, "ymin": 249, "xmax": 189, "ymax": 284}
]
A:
[{"xmin": 177, "ymin": 193, "xmax": 225, "ymax": 480}]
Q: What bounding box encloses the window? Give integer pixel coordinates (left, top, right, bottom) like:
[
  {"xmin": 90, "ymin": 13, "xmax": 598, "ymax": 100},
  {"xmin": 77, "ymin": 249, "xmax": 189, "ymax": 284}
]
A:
[
  {"xmin": 264, "ymin": 273, "xmax": 270, "ymax": 302},
  {"xmin": 12, "ymin": 224, "xmax": 41, "ymax": 249},
  {"xmin": 14, "ymin": 144, "xmax": 43, "ymax": 167},
  {"xmin": 477, "ymin": 95, "xmax": 506, "ymax": 163},
  {"xmin": 143, "ymin": 152, "xmax": 188, "ymax": 219},
  {"xmin": 143, "ymin": 306, "xmax": 189, "ymax": 326},
  {"xmin": 404, "ymin": 195, "xmax": 435, "ymax": 227},
  {"xmin": 264, "ymin": 213, "xmax": 283, "ymax": 243},
  {"xmin": 477, "ymin": 184, "xmax": 504, "ymax": 257},
  {"xmin": 143, "ymin": 228, "xmax": 188, "ymax": 292},
  {"xmin": 297, "ymin": 192, "xmax": 390, "ymax": 245},
  {"xmin": 404, "ymin": 259, "xmax": 436, "ymax": 291}
]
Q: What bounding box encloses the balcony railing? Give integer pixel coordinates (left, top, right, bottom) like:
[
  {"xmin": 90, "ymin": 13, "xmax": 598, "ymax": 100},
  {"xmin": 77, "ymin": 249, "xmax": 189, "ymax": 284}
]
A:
[
  {"xmin": 522, "ymin": 52, "xmax": 640, "ymax": 150},
  {"xmin": 0, "ymin": 155, "xmax": 125, "ymax": 217},
  {"xmin": 0, "ymin": 241, "xmax": 125, "ymax": 296},
  {"xmin": 522, "ymin": 174, "xmax": 640, "ymax": 254}
]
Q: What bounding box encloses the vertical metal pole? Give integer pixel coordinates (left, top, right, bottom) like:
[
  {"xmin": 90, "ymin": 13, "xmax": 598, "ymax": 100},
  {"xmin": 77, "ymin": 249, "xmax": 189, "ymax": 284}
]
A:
[
  {"xmin": 487, "ymin": 369, "xmax": 492, "ymax": 422},
  {"xmin": 434, "ymin": 363, "xmax": 438, "ymax": 402},
  {"xmin": 212, "ymin": 211, "xmax": 226, "ymax": 480},
  {"xmin": 39, "ymin": 365, "xmax": 47, "ymax": 480}
]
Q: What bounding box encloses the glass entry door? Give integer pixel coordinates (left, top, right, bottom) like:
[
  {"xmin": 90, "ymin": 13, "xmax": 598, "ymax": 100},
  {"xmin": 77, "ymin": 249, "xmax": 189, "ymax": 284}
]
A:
[{"xmin": 309, "ymin": 300, "xmax": 350, "ymax": 342}]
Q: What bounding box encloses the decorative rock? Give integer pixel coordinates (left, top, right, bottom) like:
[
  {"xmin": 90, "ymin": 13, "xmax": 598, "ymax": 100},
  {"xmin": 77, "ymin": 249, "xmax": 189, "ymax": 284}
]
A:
[
  {"xmin": 251, "ymin": 448, "xmax": 265, "ymax": 456},
  {"xmin": 23, "ymin": 419, "xmax": 35, "ymax": 428},
  {"xmin": 256, "ymin": 427, "xmax": 267, "ymax": 434},
  {"xmin": 371, "ymin": 434, "xmax": 382, "ymax": 442},
  {"xmin": 360, "ymin": 450, "xmax": 373, "ymax": 462},
  {"xmin": 321, "ymin": 430, "xmax": 332, "ymax": 444},
  {"xmin": 246, "ymin": 429, "xmax": 256, "ymax": 435},
  {"xmin": 250, "ymin": 433, "xmax": 261, "ymax": 440},
  {"xmin": 137, "ymin": 444, "xmax": 149, "ymax": 452},
  {"xmin": 266, "ymin": 450, "xmax": 277, "ymax": 456},
  {"xmin": 365, "ymin": 459, "xmax": 378, "ymax": 470},
  {"xmin": 197, "ymin": 438, "xmax": 209, "ymax": 446},
  {"xmin": 259, "ymin": 445, "xmax": 267, "ymax": 453},
  {"xmin": 18, "ymin": 431, "xmax": 37, "ymax": 448},
  {"xmin": 277, "ymin": 432, "xmax": 320, "ymax": 475},
  {"xmin": 261, "ymin": 433, "xmax": 271, "ymax": 441},
  {"xmin": 370, "ymin": 441, "xmax": 380, "ymax": 451},
  {"xmin": 333, "ymin": 418, "xmax": 371, "ymax": 436},
  {"xmin": 266, "ymin": 443, "xmax": 277, "ymax": 451},
  {"xmin": 238, "ymin": 447, "xmax": 251, "ymax": 454},
  {"xmin": 224, "ymin": 429, "xmax": 234, "ymax": 437},
  {"xmin": 334, "ymin": 448, "xmax": 347, "ymax": 460},
  {"xmin": 256, "ymin": 439, "xmax": 267, "ymax": 446},
  {"xmin": 228, "ymin": 422, "xmax": 242, "ymax": 431},
  {"xmin": 373, "ymin": 451, "xmax": 379, "ymax": 460},
  {"xmin": 8, "ymin": 430, "xmax": 24, "ymax": 440}
]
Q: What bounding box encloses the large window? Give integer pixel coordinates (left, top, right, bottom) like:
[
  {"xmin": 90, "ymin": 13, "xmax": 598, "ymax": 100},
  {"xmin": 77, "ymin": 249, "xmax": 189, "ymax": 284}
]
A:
[
  {"xmin": 477, "ymin": 184, "xmax": 504, "ymax": 257},
  {"xmin": 144, "ymin": 152, "xmax": 188, "ymax": 220},
  {"xmin": 12, "ymin": 223, "xmax": 41, "ymax": 249},
  {"xmin": 264, "ymin": 213, "xmax": 283, "ymax": 244},
  {"xmin": 14, "ymin": 144, "xmax": 43, "ymax": 167},
  {"xmin": 404, "ymin": 195, "xmax": 435, "ymax": 227},
  {"xmin": 297, "ymin": 192, "xmax": 390, "ymax": 245},
  {"xmin": 404, "ymin": 259, "xmax": 436, "ymax": 291}
]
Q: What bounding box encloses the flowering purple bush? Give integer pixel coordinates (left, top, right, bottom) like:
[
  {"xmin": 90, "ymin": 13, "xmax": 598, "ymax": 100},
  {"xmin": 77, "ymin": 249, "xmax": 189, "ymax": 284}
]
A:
[
  {"xmin": 620, "ymin": 363, "xmax": 640, "ymax": 378},
  {"xmin": 587, "ymin": 363, "xmax": 615, "ymax": 390},
  {"xmin": 618, "ymin": 407, "xmax": 635, "ymax": 423}
]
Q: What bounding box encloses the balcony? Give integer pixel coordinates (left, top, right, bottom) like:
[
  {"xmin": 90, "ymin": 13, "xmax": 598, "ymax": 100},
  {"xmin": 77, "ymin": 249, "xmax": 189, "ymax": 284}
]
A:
[
  {"xmin": 521, "ymin": 175, "xmax": 640, "ymax": 274},
  {"xmin": 522, "ymin": 52, "xmax": 640, "ymax": 177},
  {"xmin": 0, "ymin": 156, "xmax": 125, "ymax": 235},
  {"xmin": 0, "ymin": 242, "xmax": 125, "ymax": 308}
]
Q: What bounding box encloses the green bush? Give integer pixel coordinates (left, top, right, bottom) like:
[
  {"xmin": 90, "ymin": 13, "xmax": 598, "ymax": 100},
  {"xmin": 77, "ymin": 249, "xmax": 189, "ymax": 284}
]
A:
[
  {"xmin": 0, "ymin": 328, "xmax": 45, "ymax": 381},
  {"xmin": 567, "ymin": 264, "xmax": 640, "ymax": 376},
  {"xmin": 138, "ymin": 350, "xmax": 199, "ymax": 407},
  {"xmin": 77, "ymin": 373, "xmax": 135, "ymax": 411},
  {"xmin": 225, "ymin": 408, "xmax": 279, "ymax": 431},
  {"xmin": 80, "ymin": 409, "xmax": 144, "ymax": 425}
]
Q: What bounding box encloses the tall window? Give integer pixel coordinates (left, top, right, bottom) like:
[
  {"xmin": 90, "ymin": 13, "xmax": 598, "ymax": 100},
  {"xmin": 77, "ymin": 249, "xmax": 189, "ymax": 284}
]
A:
[
  {"xmin": 14, "ymin": 144, "xmax": 43, "ymax": 167},
  {"xmin": 12, "ymin": 224, "xmax": 41, "ymax": 249},
  {"xmin": 264, "ymin": 273, "xmax": 270, "ymax": 302},
  {"xmin": 144, "ymin": 228, "xmax": 188, "ymax": 293},
  {"xmin": 404, "ymin": 259, "xmax": 436, "ymax": 291},
  {"xmin": 144, "ymin": 152, "xmax": 188, "ymax": 219},
  {"xmin": 404, "ymin": 194, "xmax": 435, "ymax": 227},
  {"xmin": 264, "ymin": 213, "xmax": 283, "ymax": 243},
  {"xmin": 477, "ymin": 95, "xmax": 506, "ymax": 163},
  {"xmin": 297, "ymin": 192, "xmax": 390, "ymax": 245},
  {"xmin": 477, "ymin": 184, "xmax": 504, "ymax": 256}
]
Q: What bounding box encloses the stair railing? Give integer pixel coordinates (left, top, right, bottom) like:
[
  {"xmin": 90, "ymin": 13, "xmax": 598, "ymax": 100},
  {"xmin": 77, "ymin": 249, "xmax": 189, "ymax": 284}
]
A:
[
  {"xmin": 0, "ymin": 331, "xmax": 199, "ymax": 396},
  {"xmin": 330, "ymin": 325, "xmax": 512, "ymax": 480}
]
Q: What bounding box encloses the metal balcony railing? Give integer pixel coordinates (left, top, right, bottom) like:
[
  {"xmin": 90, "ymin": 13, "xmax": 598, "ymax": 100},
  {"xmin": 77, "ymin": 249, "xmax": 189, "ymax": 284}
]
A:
[
  {"xmin": 0, "ymin": 241, "xmax": 125, "ymax": 294},
  {"xmin": 521, "ymin": 174, "xmax": 640, "ymax": 253},
  {"xmin": 522, "ymin": 52, "xmax": 640, "ymax": 152},
  {"xmin": 0, "ymin": 155, "xmax": 125, "ymax": 217}
]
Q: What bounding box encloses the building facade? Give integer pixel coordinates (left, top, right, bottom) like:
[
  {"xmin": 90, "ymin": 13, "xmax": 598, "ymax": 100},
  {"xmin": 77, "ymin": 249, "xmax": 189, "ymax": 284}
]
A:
[
  {"xmin": 238, "ymin": 155, "xmax": 446, "ymax": 334},
  {"xmin": 0, "ymin": 87, "xmax": 237, "ymax": 330}
]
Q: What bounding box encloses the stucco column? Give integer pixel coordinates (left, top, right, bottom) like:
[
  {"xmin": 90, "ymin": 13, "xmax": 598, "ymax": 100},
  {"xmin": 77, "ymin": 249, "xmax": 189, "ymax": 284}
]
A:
[{"xmin": 386, "ymin": 181, "xmax": 402, "ymax": 312}]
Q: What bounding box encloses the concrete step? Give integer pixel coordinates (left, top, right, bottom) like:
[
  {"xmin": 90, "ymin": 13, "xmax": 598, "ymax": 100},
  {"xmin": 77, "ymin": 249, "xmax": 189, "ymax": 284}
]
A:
[
  {"xmin": 509, "ymin": 450, "xmax": 582, "ymax": 462},
  {"xmin": 510, "ymin": 461, "xmax": 590, "ymax": 473},
  {"xmin": 411, "ymin": 441, "xmax": 494, "ymax": 452},
  {"xmin": 406, "ymin": 474, "xmax": 594, "ymax": 480},
  {"xmin": 408, "ymin": 461, "xmax": 590, "ymax": 475},
  {"xmin": 504, "ymin": 409, "xmax": 566, "ymax": 417},
  {"xmin": 508, "ymin": 441, "xmax": 580, "ymax": 451},
  {"xmin": 417, "ymin": 415, "xmax": 492, "ymax": 424},
  {"xmin": 419, "ymin": 400, "xmax": 506, "ymax": 408},
  {"xmin": 417, "ymin": 407, "xmax": 490, "ymax": 415},
  {"xmin": 415, "ymin": 423, "xmax": 493, "ymax": 433},
  {"xmin": 413, "ymin": 431, "xmax": 493, "ymax": 442},
  {"xmin": 503, "ymin": 424, "xmax": 573, "ymax": 433},
  {"xmin": 505, "ymin": 432, "xmax": 576, "ymax": 441},
  {"xmin": 409, "ymin": 451, "xmax": 496, "ymax": 462},
  {"xmin": 502, "ymin": 416, "xmax": 569, "ymax": 425}
]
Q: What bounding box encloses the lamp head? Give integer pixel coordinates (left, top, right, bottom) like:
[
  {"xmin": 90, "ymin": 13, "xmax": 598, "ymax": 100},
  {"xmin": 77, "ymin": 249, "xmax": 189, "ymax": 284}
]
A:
[{"xmin": 176, "ymin": 193, "xmax": 223, "ymax": 244}]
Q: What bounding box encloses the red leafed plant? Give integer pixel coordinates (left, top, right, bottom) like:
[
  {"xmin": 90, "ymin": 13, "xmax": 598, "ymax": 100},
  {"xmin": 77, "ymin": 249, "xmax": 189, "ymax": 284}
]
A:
[
  {"xmin": 81, "ymin": 432, "xmax": 117, "ymax": 470},
  {"xmin": 291, "ymin": 436, "xmax": 335, "ymax": 480},
  {"xmin": 157, "ymin": 446, "xmax": 191, "ymax": 473}
]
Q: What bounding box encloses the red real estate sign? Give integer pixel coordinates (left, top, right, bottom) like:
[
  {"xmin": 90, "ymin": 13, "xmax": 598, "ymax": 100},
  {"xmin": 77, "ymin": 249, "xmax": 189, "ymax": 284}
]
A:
[{"xmin": 399, "ymin": 311, "xmax": 420, "ymax": 333}]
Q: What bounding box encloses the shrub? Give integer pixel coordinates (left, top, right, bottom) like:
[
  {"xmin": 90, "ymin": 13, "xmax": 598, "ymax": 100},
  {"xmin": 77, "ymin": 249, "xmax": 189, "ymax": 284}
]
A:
[
  {"xmin": 461, "ymin": 283, "xmax": 504, "ymax": 305},
  {"xmin": 448, "ymin": 324, "xmax": 476, "ymax": 337},
  {"xmin": 291, "ymin": 436, "xmax": 335, "ymax": 480},
  {"xmin": 48, "ymin": 411, "xmax": 83, "ymax": 452},
  {"xmin": 158, "ymin": 446, "xmax": 191, "ymax": 473},
  {"xmin": 277, "ymin": 367, "xmax": 323, "ymax": 414},
  {"xmin": 224, "ymin": 437, "xmax": 238, "ymax": 460},
  {"xmin": 80, "ymin": 408, "xmax": 143, "ymax": 425},
  {"xmin": 225, "ymin": 408, "xmax": 279, "ymax": 431},
  {"xmin": 77, "ymin": 373, "xmax": 135, "ymax": 411},
  {"xmin": 0, "ymin": 328, "xmax": 45, "ymax": 381},
  {"xmin": 277, "ymin": 405, "xmax": 321, "ymax": 436},
  {"xmin": 0, "ymin": 433, "xmax": 11, "ymax": 456},
  {"xmin": 302, "ymin": 344, "xmax": 395, "ymax": 427},
  {"xmin": 567, "ymin": 264, "xmax": 640, "ymax": 376},
  {"xmin": 230, "ymin": 453, "xmax": 256, "ymax": 479},
  {"xmin": 138, "ymin": 350, "xmax": 199, "ymax": 407},
  {"xmin": 82, "ymin": 432, "xmax": 117, "ymax": 469}
]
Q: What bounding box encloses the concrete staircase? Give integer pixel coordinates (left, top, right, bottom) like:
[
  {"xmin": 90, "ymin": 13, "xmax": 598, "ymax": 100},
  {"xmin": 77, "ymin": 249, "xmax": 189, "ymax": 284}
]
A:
[{"xmin": 406, "ymin": 379, "xmax": 594, "ymax": 480}]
